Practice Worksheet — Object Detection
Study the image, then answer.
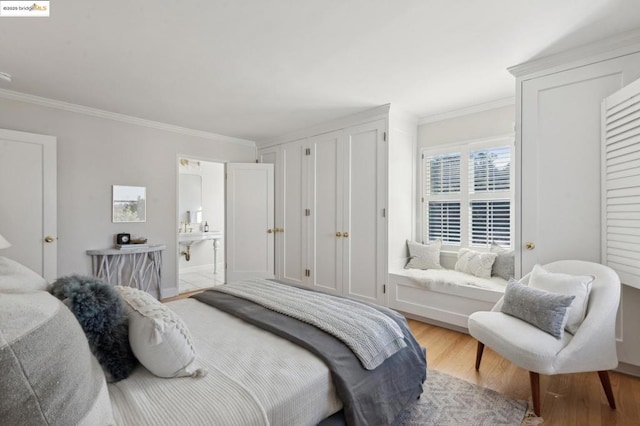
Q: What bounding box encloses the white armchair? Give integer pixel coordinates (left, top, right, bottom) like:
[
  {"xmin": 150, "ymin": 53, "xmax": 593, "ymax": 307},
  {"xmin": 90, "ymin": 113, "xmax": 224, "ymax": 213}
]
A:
[{"xmin": 468, "ymin": 260, "xmax": 620, "ymax": 417}]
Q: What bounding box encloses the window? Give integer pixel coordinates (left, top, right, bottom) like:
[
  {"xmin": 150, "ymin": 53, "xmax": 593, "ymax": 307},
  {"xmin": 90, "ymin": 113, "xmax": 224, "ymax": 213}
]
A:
[{"xmin": 422, "ymin": 137, "xmax": 513, "ymax": 248}]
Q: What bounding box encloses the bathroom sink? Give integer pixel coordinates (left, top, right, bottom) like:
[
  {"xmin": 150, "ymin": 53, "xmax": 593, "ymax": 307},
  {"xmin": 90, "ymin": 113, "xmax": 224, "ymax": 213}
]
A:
[{"xmin": 178, "ymin": 231, "xmax": 223, "ymax": 246}]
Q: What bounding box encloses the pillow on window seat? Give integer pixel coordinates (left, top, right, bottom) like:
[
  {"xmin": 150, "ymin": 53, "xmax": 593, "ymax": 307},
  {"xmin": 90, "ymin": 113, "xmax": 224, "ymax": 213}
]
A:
[
  {"xmin": 405, "ymin": 239, "xmax": 442, "ymax": 270},
  {"xmin": 528, "ymin": 264, "xmax": 594, "ymax": 334},
  {"xmin": 454, "ymin": 248, "xmax": 497, "ymax": 279},
  {"xmin": 501, "ymin": 279, "xmax": 575, "ymax": 338},
  {"xmin": 490, "ymin": 242, "xmax": 515, "ymax": 280}
]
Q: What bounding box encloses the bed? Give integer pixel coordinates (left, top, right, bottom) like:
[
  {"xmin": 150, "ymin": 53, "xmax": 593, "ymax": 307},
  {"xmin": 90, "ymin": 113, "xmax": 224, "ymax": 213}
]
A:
[
  {"xmin": 109, "ymin": 297, "xmax": 343, "ymax": 425},
  {"xmin": 0, "ymin": 257, "xmax": 427, "ymax": 426}
]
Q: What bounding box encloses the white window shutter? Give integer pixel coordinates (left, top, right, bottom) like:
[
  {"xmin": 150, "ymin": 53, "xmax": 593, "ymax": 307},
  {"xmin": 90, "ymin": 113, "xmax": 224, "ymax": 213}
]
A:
[{"xmin": 602, "ymin": 77, "xmax": 640, "ymax": 289}]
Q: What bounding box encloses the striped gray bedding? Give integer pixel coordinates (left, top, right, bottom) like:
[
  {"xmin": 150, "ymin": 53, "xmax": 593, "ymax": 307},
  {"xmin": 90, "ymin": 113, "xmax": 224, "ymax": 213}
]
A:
[
  {"xmin": 215, "ymin": 278, "xmax": 406, "ymax": 369},
  {"xmin": 195, "ymin": 283, "xmax": 427, "ymax": 425}
]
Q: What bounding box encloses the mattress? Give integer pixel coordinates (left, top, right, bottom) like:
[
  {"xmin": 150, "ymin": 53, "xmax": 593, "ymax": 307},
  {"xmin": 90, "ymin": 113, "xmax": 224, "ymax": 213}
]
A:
[{"xmin": 108, "ymin": 298, "xmax": 343, "ymax": 425}]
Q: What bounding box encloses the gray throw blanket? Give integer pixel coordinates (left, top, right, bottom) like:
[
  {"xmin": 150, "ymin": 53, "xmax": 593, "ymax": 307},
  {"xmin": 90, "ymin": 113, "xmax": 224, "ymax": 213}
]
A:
[
  {"xmin": 192, "ymin": 287, "xmax": 427, "ymax": 426},
  {"xmin": 216, "ymin": 278, "xmax": 406, "ymax": 369}
]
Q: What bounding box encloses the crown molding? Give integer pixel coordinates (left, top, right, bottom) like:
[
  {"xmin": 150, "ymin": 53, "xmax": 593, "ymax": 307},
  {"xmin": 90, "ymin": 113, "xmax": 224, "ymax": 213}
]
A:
[
  {"xmin": 418, "ymin": 97, "xmax": 515, "ymax": 125},
  {"xmin": 0, "ymin": 88, "xmax": 256, "ymax": 147},
  {"xmin": 509, "ymin": 28, "xmax": 640, "ymax": 79}
]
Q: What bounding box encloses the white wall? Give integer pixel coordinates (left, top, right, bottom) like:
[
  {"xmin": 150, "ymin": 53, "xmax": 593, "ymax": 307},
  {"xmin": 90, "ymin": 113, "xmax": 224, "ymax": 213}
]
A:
[
  {"xmin": 417, "ymin": 105, "xmax": 515, "ymax": 149},
  {"xmin": 0, "ymin": 97, "xmax": 255, "ymax": 297}
]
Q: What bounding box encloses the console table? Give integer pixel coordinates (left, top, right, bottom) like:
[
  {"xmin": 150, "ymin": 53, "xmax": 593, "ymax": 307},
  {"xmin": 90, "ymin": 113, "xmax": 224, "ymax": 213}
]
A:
[{"xmin": 86, "ymin": 244, "xmax": 165, "ymax": 299}]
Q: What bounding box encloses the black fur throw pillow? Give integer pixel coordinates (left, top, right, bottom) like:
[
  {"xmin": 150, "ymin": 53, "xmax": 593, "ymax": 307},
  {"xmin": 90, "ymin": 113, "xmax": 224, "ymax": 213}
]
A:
[{"xmin": 49, "ymin": 275, "xmax": 137, "ymax": 382}]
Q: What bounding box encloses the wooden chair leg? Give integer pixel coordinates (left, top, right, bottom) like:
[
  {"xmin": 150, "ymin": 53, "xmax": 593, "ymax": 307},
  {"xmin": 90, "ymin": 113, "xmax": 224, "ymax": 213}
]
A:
[
  {"xmin": 598, "ymin": 370, "xmax": 616, "ymax": 409},
  {"xmin": 475, "ymin": 342, "xmax": 485, "ymax": 370},
  {"xmin": 529, "ymin": 371, "xmax": 541, "ymax": 417}
]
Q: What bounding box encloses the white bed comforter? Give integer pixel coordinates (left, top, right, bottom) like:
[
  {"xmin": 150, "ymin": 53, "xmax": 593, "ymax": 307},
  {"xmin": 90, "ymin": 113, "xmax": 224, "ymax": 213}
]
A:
[{"xmin": 108, "ymin": 298, "xmax": 342, "ymax": 426}]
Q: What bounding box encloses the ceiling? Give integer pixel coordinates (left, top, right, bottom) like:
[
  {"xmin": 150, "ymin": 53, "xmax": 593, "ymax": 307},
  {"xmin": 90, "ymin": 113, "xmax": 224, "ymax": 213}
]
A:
[{"xmin": 1, "ymin": 0, "xmax": 640, "ymax": 143}]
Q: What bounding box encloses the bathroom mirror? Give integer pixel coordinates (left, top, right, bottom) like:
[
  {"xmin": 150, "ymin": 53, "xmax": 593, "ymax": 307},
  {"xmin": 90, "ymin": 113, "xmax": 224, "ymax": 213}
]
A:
[
  {"xmin": 112, "ymin": 185, "xmax": 146, "ymax": 223},
  {"xmin": 179, "ymin": 174, "xmax": 202, "ymax": 224}
]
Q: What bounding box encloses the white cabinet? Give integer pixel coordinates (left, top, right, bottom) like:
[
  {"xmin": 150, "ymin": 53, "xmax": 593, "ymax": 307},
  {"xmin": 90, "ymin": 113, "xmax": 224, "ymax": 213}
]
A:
[
  {"xmin": 258, "ymin": 106, "xmax": 416, "ymax": 306},
  {"xmin": 308, "ymin": 121, "xmax": 386, "ymax": 303},
  {"xmin": 259, "ymin": 139, "xmax": 309, "ymax": 286},
  {"xmin": 513, "ymin": 49, "xmax": 640, "ymax": 277}
]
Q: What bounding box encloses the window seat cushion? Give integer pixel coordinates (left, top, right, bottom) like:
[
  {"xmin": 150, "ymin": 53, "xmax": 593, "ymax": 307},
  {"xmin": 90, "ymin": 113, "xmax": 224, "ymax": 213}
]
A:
[{"xmin": 390, "ymin": 268, "xmax": 507, "ymax": 301}]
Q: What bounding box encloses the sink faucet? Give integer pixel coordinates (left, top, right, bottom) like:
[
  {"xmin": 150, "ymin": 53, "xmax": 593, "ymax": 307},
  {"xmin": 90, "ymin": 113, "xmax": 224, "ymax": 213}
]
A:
[{"xmin": 180, "ymin": 221, "xmax": 189, "ymax": 233}]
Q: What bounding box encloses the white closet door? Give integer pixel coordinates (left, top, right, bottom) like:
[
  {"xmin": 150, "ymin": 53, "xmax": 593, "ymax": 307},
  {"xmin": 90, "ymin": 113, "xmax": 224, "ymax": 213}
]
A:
[
  {"xmin": 226, "ymin": 163, "xmax": 274, "ymax": 282},
  {"xmin": 519, "ymin": 53, "xmax": 640, "ymax": 276},
  {"xmin": 280, "ymin": 139, "xmax": 308, "ymax": 286},
  {"xmin": 0, "ymin": 129, "xmax": 57, "ymax": 281},
  {"xmin": 309, "ymin": 131, "xmax": 343, "ymax": 295},
  {"xmin": 342, "ymin": 120, "xmax": 386, "ymax": 304},
  {"xmin": 258, "ymin": 146, "xmax": 281, "ymax": 278}
]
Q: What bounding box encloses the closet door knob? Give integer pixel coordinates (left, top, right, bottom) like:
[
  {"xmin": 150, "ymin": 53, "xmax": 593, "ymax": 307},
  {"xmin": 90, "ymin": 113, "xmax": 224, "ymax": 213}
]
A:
[
  {"xmin": 336, "ymin": 232, "xmax": 342, "ymax": 237},
  {"xmin": 525, "ymin": 241, "xmax": 535, "ymax": 250},
  {"xmin": 267, "ymin": 229, "xmax": 273, "ymax": 234},
  {"xmin": 343, "ymin": 232, "xmax": 349, "ymax": 238},
  {"xmin": 44, "ymin": 236, "xmax": 55, "ymax": 243}
]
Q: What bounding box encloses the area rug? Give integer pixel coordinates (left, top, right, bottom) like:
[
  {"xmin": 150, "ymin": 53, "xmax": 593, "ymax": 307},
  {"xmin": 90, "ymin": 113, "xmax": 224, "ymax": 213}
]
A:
[{"xmin": 396, "ymin": 369, "xmax": 536, "ymax": 426}]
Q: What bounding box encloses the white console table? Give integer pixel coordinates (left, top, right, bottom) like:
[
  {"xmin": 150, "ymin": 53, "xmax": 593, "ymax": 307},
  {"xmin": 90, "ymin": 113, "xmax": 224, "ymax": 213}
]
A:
[{"xmin": 87, "ymin": 244, "xmax": 165, "ymax": 299}]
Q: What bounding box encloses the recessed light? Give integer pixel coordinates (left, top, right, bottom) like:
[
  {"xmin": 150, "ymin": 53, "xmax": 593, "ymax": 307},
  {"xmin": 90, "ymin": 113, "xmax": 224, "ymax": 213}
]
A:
[{"xmin": 0, "ymin": 72, "xmax": 12, "ymax": 83}]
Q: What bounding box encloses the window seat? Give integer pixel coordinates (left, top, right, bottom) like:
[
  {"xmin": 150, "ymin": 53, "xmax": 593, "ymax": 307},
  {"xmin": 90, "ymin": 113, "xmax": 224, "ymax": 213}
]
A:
[{"xmin": 388, "ymin": 267, "xmax": 507, "ymax": 330}]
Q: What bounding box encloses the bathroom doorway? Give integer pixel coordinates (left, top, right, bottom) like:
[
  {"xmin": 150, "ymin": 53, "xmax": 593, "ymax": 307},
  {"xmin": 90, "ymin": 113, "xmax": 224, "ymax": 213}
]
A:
[{"xmin": 177, "ymin": 157, "xmax": 225, "ymax": 294}]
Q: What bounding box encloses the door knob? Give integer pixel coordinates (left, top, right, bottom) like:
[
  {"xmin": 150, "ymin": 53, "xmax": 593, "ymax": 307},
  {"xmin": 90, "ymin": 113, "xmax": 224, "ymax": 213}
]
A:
[
  {"xmin": 267, "ymin": 229, "xmax": 273, "ymax": 234},
  {"xmin": 336, "ymin": 232, "xmax": 342, "ymax": 237},
  {"xmin": 44, "ymin": 236, "xmax": 55, "ymax": 243},
  {"xmin": 525, "ymin": 241, "xmax": 535, "ymax": 250},
  {"xmin": 343, "ymin": 232, "xmax": 349, "ymax": 238}
]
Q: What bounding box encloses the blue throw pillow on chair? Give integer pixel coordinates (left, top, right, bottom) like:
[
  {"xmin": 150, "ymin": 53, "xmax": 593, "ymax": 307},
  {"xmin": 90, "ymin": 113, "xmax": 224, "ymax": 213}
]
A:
[{"xmin": 501, "ymin": 279, "xmax": 575, "ymax": 338}]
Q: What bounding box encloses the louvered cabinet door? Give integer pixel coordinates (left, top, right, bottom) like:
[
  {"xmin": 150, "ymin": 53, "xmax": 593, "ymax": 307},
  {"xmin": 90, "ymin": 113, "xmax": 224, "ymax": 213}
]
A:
[{"xmin": 602, "ymin": 76, "xmax": 640, "ymax": 290}]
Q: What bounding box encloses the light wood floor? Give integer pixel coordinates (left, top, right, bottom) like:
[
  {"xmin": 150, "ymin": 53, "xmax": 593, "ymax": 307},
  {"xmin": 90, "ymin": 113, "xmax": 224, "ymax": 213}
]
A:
[{"xmin": 408, "ymin": 319, "xmax": 640, "ymax": 425}]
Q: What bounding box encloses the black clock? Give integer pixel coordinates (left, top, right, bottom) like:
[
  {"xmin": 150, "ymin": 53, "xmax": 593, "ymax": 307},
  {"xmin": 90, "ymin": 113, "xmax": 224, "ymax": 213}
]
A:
[{"xmin": 116, "ymin": 233, "xmax": 131, "ymax": 245}]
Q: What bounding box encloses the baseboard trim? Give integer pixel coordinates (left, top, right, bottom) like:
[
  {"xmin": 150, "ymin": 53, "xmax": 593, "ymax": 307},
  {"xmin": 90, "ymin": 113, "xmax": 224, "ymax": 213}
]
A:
[{"xmin": 616, "ymin": 362, "xmax": 640, "ymax": 378}]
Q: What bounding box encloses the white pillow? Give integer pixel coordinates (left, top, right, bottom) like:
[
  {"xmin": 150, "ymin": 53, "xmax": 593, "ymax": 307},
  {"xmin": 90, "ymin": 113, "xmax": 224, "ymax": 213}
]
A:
[
  {"xmin": 528, "ymin": 264, "xmax": 594, "ymax": 335},
  {"xmin": 404, "ymin": 239, "xmax": 442, "ymax": 270},
  {"xmin": 114, "ymin": 286, "xmax": 206, "ymax": 378},
  {"xmin": 0, "ymin": 256, "xmax": 48, "ymax": 292},
  {"xmin": 454, "ymin": 248, "xmax": 498, "ymax": 279}
]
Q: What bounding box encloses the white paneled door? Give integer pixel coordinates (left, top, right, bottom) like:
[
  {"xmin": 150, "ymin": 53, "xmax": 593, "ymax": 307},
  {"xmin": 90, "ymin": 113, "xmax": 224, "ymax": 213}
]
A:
[
  {"xmin": 342, "ymin": 120, "xmax": 386, "ymax": 305},
  {"xmin": 225, "ymin": 163, "xmax": 275, "ymax": 282},
  {"xmin": 519, "ymin": 54, "xmax": 640, "ymax": 276},
  {"xmin": 279, "ymin": 139, "xmax": 308, "ymax": 286},
  {"xmin": 0, "ymin": 129, "xmax": 57, "ymax": 281},
  {"xmin": 309, "ymin": 130, "xmax": 343, "ymax": 295}
]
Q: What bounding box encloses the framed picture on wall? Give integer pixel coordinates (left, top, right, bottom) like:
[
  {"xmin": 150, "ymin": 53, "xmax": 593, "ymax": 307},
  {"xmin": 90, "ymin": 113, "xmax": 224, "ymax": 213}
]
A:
[{"xmin": 112, "ymin": 185, "xmax": 146, "ymax": 223}]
